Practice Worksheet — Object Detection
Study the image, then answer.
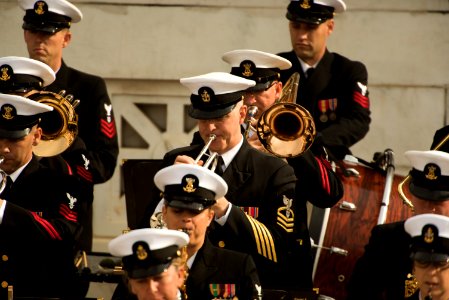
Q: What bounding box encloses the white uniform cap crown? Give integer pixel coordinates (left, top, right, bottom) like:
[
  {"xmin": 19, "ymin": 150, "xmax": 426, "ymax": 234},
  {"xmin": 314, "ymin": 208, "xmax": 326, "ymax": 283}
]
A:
[
  {"xmin": 0, "ymin": 56, "xmax": 55, "ymax": 87},
  {"xmin": 180, "ymin": 72, "xmax": 255, "ymax": 96},
  {"xmin": 222, "ymin": 49, "xmax": 292, "ymax": 70},
  {"xmin": 108, "ymin": 228, "xmax": 189, "ymax": 257},
  {"xmin": 18, "ymin": 0, "xmax": 83, "ymax": 23},
  {"xmin": 290, "ymin": 0, "xmax": 346, "ymax": 13},
  {"xmin": 405, "ymin": 213, "xmax": 449, "ymax": 239},
  {"xmin": 154, "ymin": 164, "xmax": 228, "ymax": 200},
  {"xmin": 0, "ymin": 93, "xmax": 53, "ymax": 115},
  {"xmin": 405, "ymin": 150, "xmax": 449, "ymax": 176}
]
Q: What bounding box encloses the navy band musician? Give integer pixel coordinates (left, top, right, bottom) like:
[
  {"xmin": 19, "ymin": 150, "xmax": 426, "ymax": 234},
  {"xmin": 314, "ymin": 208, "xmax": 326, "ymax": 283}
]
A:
[
  {"xmin": 143, "ymin": 72, "xmax": 315, "ymax": 292},
  {"xmin": 278, "ymin": 0, "xmax": 371, "ymax": 160},
  {"xmin": 347, "ymin": 141, "xmax": 449, "ymax": 299},
  {"xmin": 18, "ymin": 0, "xmax": 119, "ymax": 252},
  {"xmin": 0, "ymin": 93, "xmax": 83, "ymax": 299}
]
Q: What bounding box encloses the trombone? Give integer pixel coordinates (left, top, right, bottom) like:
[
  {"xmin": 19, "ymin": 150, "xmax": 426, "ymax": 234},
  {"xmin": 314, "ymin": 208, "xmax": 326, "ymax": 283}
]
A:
[{"xmin": 246, "ymin": 72, "xmax": 316, "ymax": 158}]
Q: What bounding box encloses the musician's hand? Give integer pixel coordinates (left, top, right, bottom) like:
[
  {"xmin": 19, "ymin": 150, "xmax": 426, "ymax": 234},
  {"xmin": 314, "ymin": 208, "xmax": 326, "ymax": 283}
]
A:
[
  {"xmin": 174, "ymin": 155, "xmax": 203, "ymax": 166},
  {"xmin": 212, "ymin": 196, "xmax": 230, "ymax": 219}
]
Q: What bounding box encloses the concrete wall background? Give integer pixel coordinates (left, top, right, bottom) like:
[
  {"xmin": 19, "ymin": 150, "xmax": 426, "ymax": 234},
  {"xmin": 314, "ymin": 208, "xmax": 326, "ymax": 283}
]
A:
[{"xmin": 1, "ymin": 0, "xmax": 448, "ymax": 248}]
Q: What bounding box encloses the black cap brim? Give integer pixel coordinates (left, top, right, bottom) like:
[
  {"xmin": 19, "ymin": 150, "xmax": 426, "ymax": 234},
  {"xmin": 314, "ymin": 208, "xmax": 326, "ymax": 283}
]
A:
[
  {"xmin": 412, "ymin": 251, "xmax": 449, "ymax": 264},
  {"xmin": 22, "ymin": 22, "xmax": 64, "ymax": 34},
  {"xmin": 127, "ymin": 262, "xmax": 172, "ymax": 279},
  {"xmin": 166, "ymin": 198, "xmax": 216, "ymax": 212},
  {"xmin": 188, "ymin": 104, "xmax": 236, "ymax": 120},
  {"xmin": 286, "ymin": 12, "xmax": 329, "ymax": 25},
  {"xmin": 246, "ymin": 81, "xmax": 273, "ymax": 93},
  {"xmin": 0, "ymin": 127, "xmax": 31, "ymax": 139},
  {"xmin": 409, "ymin": 182, "xmax": 449, "ymax": 202}
]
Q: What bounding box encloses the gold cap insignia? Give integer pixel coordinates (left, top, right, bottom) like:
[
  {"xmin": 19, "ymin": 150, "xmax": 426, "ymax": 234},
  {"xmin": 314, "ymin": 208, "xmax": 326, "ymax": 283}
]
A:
[
  {"xmin": 201, "ymin": 90, "xmax": 211, "ymax": 103},
  {"xmin": 34, "ymin": 1, "xmax": 48, "ymax": 15},
  {"xmin": 300, "ymin": 0, "xmax": 312, "ymax": 9},
  {"xmin": 183, "ymin": 176, "xmax": 197, "ymax": 193},
  {"xmin": 181, "ymin": 174, "xmax": 199, "ymax": 193},
  {"xmin": 0, "ymin": 65, "xmax": 12, "ymax": 82},
  {"xmin": 425, "ymin": 164, "xmax": 439, "ymax": 180},
  {"xmin": 424, "ymin": 226, "xmax": 434, "ymax": 244},
  {"xmin": 1, "ymin": 105, "xmax": 16, "ymax": 121},
  {"xmin": 136, "ymin": 244, "xmax": 148, "ymax": 260},
  {"xmin": 240, "ymin": 60, "xmax": 254, "ymax": 77}
]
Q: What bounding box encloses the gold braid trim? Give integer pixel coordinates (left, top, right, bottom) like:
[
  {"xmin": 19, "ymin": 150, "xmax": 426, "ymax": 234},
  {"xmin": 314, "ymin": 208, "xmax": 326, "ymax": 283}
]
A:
[{"xmin": 245, "ymin": 214, "xmax": 277, "ymax": 262}]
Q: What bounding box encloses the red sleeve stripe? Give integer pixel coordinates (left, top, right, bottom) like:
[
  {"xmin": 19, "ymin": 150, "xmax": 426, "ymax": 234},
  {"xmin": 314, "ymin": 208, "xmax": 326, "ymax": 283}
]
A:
[
  {"xmin": 101, "ymin": 119, "xmax": 117, "ymax": 139},
  {"xmin": 315, "ymin": 157, "xmax": 331, "ymax": 195},
  {"xmin": 60, "ymin": 204, "xmax": 78, "ymax": 222},
  {"xmin": 353, "ymin": 91, "xmax": 369, "ymax": 109},
  {"xmin": 65, "ymin": 160, "xmax": 73, "ymax": 175},
  {"xmin": 76, "ymin": 166, "xmax": 93, "ymax": 182},
  {"xmin": 31, "ymin": 212, "xmax": 62, "ymax": 240}
]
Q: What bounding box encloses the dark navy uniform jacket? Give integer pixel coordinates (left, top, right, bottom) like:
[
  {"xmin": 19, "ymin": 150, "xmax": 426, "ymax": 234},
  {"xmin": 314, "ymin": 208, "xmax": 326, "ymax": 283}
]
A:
[
  {"xmin": 186, "ymin": 239, "xmax": 260, "ymax": 299},
  {"xmin": 0, "ymin": 155, "xmax": 83, "ymax": 299},
  {"xmin": 346, "ymin": 221, "xmax": 413, "ymax": 300},
  {"xmin": 43, "ymin": 60, "xmax": 119, "ymax": 251},
  {"xmin": 278, "ymin": 49, "xmax": 371, "ymax": 160},
  {"xmin": 111, "ymin": 238, "xmax": 260, "ymax": 300}
]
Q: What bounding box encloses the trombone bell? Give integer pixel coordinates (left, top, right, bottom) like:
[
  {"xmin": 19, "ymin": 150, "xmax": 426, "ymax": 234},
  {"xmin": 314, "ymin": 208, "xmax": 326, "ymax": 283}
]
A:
[
  {"xmin": 254, "ymin": 72, "xmax": 316, "ymax": 158},
  {"xmin": 24, "ymin": 90, "xmax": 79, "ymax": 157},
  {"xmin": 257, "ymin": 102, "xmax": 316, "ymax": 158}
]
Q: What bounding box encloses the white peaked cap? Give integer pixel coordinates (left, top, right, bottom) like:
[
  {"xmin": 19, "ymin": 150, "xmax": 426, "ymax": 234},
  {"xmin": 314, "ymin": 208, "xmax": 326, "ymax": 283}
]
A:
[
  {"xmin": 108, "ymin": 228, "xmax": 189, "ymax": 257},
  {"xmin": 180, "ymin": 72, "xmax": 255, "ymax": 96},
  {"xmin": 154, "ymin": 163, "xmax": 228, "ymax": 200},
  {"xmin": 405, "ymin": 150, "xmax": 449, "ymax": 176},
  {"xmin": 0, "ymin": 56, "xmax": 55, "ymax": 87},
  {"xmin": 405, "ymin": 214, "xmax": 449, "ymax": 240},
  {"xmin": 0, "ymin": 93, "xmax": 53, "ymax": 115},
  {"xmin": 19, "ymin": 0, "xmax": 83, "ymax": 23},
  {"xmin": 222, "ymin": 49, "xmax": 292, "ymax": 70}
]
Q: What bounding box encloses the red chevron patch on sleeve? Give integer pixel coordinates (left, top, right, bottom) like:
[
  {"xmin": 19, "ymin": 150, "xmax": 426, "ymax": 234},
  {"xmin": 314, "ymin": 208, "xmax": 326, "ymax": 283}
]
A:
[
  {"xmin": 31, "ymin": 212, "xmax": 62, "ymax": 240},
  {"xmin": 60, "ymin": 203, "xmax": 78, "ymax": 222},
  {"xmin": 76, "ymin": 165, "xmax": 93, "ymax": 182},
  {"xmin": 353, "ymin": 91, "xmax": 370, "ymax": 109},
  {"xmin": 101, "ymin": 119, "xmax": 117, "ymax": 139}
]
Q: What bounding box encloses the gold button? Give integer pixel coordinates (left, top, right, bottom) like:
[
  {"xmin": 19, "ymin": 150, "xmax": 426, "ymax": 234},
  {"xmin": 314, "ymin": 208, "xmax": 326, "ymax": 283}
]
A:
[
  {"xmin": 218, "ymin": 241, "xmax": 225, "ymax": 248},
  {"xmin": 1, "ymin": 255, "xmax": 8, "ymax": 262},
  {"xmin": 1, "ymin": 281, "xmax": 7, "ymax": 288}
]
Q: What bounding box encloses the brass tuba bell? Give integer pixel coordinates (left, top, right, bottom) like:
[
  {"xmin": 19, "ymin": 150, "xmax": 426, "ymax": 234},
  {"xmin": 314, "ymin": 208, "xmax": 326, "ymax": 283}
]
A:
[
  {"xmin": 255, "ymin": 72, "xmax": 316, "ymax": 158},
  {"xmin": 24, "ymin": 90, "xmax": 79, "ymax": 157}
]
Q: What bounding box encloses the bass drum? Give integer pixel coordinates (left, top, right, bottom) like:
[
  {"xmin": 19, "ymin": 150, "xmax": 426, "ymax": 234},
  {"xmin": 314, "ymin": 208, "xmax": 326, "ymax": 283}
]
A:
[{"xmin": 309, "ymin": 153, "xmax": 413, "ymax": 300}]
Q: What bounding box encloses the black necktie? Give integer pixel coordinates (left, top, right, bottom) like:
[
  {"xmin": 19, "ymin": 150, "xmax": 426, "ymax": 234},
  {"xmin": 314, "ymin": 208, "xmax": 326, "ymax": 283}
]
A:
[
  {"xmin": 0, "ymin": 176, "xmax": 13, "ymax": 200},
  {"xmin": 306, "ymin": 67, "xmax": 315, "ymax": 79},
  {"xmin": 214, "ymin": 156, "xmax": 225, "ymax": 176}
]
